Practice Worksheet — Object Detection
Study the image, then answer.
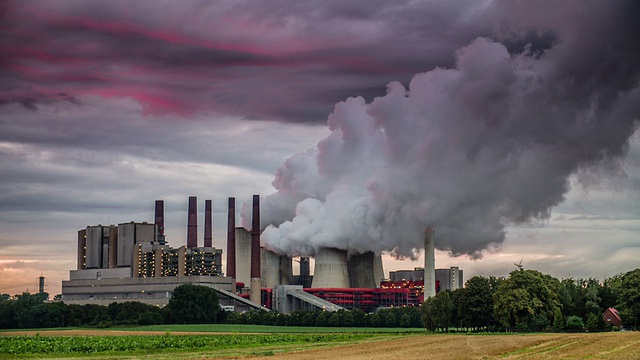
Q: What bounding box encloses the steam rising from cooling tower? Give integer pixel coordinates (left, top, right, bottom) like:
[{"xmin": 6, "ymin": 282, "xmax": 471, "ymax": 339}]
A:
[{"xmin": 243, "ymin": 3, "xmax": 640, "ymax": 259}]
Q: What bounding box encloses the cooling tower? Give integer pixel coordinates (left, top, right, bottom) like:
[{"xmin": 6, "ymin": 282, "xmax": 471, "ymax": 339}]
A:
[
  {"xmin": 373, "ymin": 253, "xmax": 384, "ymax": 286},
  {"xmin": 299, "ymin": 257, "xmax": 311, "ymax": 288},
  {"xmin": 108, "ymin": 226, "xmax": 118, "ymax": 268},
  {"xmin": 424, "ymin": 228, "xmax": 436, "ymax": 298},
  {"xmin": 235, "ymin": 227, "xmax": 251, "ymax": 287},
  {"xmin": 261, "ymin": 248, "xmax": 293, "ymax": 288},
  {"xmin": 187, "ymin": 196, "xmax": 198, "ymax": 248},
  {"xmin": 226, "ymin": 197, "xmax": 236, "ymax": 279},
  {"xmin": 204, "ymin": 199, "xmax": 212, "ymax": 247},
  {"xmin": 347, "ymin": 251, "xmax": 376, "ymax": 288},
  {"xmin": 312, "ymin": 248, "xmax": 349, "ymax": 288},
  {"xmin": 250, "ymin": 195, "xmax": 261, "ymax": 304}
]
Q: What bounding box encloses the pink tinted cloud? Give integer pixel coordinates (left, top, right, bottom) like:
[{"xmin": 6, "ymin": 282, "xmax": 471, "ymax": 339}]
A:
[{"xmin": 89, "ymin": 87, "xmax": 191, "ymax": 116}]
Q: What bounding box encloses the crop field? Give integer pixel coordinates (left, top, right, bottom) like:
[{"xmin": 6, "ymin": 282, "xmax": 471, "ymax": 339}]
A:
[{"xmin": 0, "ymin": 328, "xmax": 638, "ymax": 359}]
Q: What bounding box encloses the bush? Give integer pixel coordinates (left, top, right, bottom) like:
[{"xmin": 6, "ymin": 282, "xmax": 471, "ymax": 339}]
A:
[{"xmin": 565, "ymin": 316, "xmax": 584, "ymax": 332}]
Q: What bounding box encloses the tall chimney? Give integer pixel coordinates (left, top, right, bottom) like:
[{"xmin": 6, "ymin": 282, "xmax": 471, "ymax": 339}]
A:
[
  {"xmin": 155, "ymin": 200, "xmax": 165, "ymax": 244},
  {"xmin": 187, "ymin": 196, "xmax": 198, "ymax": 248},
  {"xmin": 250, "ymin": 195, "xmax": 261, "ymax": 304},
  {"xmin": 226, "ymin": 197, "xmax": 236, "ymax": 279},
  {"xmin": 424, "ymin": 228, "xmax": 436, "ymax": 299},
  {"xmin": 204, "ymin": 199, "xmax": 213, "ymax": 247}
]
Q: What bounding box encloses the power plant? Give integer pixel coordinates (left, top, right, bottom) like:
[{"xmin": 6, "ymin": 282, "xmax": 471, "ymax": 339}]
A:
[{"xmin": 62, "ymin": 195, "xmax": 462, "ymax": 313}]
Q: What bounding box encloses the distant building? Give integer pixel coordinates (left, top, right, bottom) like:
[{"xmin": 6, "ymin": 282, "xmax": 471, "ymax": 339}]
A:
[
  {"xmin": 603, "ymin": 307, "xmax": 623, "ymax": 329},
  {"xmin": 62, "ymin": 198, "xmax": 264, "ymax": 312},
  {"xmin": 389, "ymin": 266, "xmax": 464, "ymax": 292}
]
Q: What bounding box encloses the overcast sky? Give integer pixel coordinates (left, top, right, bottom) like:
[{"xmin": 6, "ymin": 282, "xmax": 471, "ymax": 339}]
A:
[{"xmin": 1, "ymin": 1, "xmax": 639, "ymax": 296}]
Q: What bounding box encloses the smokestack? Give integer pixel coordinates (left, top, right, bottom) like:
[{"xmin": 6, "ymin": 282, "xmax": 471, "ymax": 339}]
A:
[
  {"xmin": 250, "ymin": 195, "xmax": 261, "ymax": 304},
  {"xmin": 187, "ymin": 196, "xmax": 198, "ymax": 248},
  {"xmin": 312, "ymin": 248, "xmax": 349, "ymax": 288},
  {"xmin": 155, "ymin": 200, "xmax": 166, "ymax": 245},
  {"xmin": 154, "ymin": 200, "xmax": 164, "ymax": 236},
  {"xmin": 227, "ymin": 197, "xmax": 236, "ymax": 279},
  {"xmin": 424, "ymin": 228, "xmax": 436, "ymax": 298},
  {"xmin": 204, "ymin": 199, "xmax": 213, "ymax": 247}
]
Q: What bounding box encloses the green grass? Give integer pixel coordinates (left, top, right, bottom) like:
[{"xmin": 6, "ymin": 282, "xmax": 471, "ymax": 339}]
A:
[
  {"xmin": 123, "ymin": 323, "xmax": 428, "ymax": 333},
  {"xmin": 0, "ymin": 333, "xmax": 383, "ymax": 357}
]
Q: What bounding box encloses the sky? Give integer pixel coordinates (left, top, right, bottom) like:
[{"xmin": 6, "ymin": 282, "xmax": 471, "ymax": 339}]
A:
[{"xmin": 1, "ymin": 0, "xmax": 639, "ymax": 296}]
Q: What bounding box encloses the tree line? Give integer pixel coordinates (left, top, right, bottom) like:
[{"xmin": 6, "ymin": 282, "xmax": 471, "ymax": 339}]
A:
[
  {"xmin": 421, "ymin": 268, "xmax": 640, "ymax": 332},
  {"xmin": 0, "ymin": 284, "xmax": 221, "ymax": 329},
  {"xmin": 225, "ymin": 307, "xmax": 423, "ymax": 328},
  {"xmin": 1, "ymin": 268, "xmax": 638, "ymax": 331}
]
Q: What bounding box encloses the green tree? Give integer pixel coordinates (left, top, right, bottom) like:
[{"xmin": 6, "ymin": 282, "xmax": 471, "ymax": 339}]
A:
[
  {"xmin": 558, "ymin": 278, "xmax": 585, "ymax": 318},
  {"xmin": 493, "ymin": 269, "xmax": 561, "ymax": 331},
  {"xmin": 552, "ymin": 307, "xmax": 565, "ymax": 331},
  {"xmin": 14, "ymin": 292, "xmax": 45, "ymax": 328},
  {"xmin": 350, "ymin": 309, "xmax": 367, "ymax": 327},
  {"xmin": 399, "ymin": 313, "xmax": 411, "ymax": 328},
  {"xmin": 327, "ymin": 312, "xmax": 340, "ymax": 327},
  {"xmin": 617, "ymin": 268, "xmax": 640, "ymax": 329},
  {"xmin": 0, "ymin": 300, "xmax": 16, "ymax": 329},
  {"xmin": 369, "ymin": 313, "xmax": 381, "ymax": 327},
  {"xmin": 599, "ymin": 276, "xmax": 620, "ymax": 311},
  {"xmin": 457, "ymin": 276, "xmax": 495, "ymax": 330},
  {"xmin": 585, "ymin": 312, "xmax": 605, "ymax": 332},
  {"xmin": 301, "ymin": 312, "xmax": 315, "ymax": 327},
  {"xmin": 315, "ymin": 312, "xmax": 326, "ymax": 327},
  {"xmin": 384, "ymin": 311, "xmax": 398, "ymax": 327},
  {"xmin": 41, "ymin": 302, "xmax": 70, "ymax": 328},
  {"xmin": 583, "ymin": 278, "xmax": 602, "ymax": 317},
  {"xmin": 163, "ymin": 284, "xmax": 220, "ymax": 324},
  {"xmin": 421, "ymin": 291, "xmax": 453, "ymax": 332},
  {"xmin": 565, "ymin": 315, "xmax": 584, "ymax": 331},
  {"xmin": 341, "ymin": 311, "xmax": 355, "ymax": 327}
]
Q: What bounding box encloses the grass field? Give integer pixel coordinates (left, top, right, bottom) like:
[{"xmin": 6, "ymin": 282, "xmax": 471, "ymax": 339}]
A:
[
  {"xmin": 124, "ymin": 323, "xmax": 428, "ymax": 333},
  {"xmin": 1, "ymin": 326, "xmax": 639, "ymax": 359}
]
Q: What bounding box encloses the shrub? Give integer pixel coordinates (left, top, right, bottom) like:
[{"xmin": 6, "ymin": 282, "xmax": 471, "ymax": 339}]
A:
[{"xmin": 565, "ymin": 316, "xmax": 584, "ymax": 331}]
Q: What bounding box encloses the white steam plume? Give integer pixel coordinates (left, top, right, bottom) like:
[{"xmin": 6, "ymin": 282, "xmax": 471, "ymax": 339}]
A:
[{"xmin": 242, "ymin": 3, "xmax": 640, "ymax": 259}]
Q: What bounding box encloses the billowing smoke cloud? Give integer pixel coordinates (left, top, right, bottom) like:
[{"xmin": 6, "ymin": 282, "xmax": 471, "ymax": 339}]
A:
[{"xmin": 241, "ymin": 1, "xmax": 640, "ymax": 259}]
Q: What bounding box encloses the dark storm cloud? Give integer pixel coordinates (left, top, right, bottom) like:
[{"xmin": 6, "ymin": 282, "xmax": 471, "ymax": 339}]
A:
[
  {"xmin": 0, "ymin": 0, "xmax": 493, "ymax": 121},
  {"xmin": 256, "ymin": 1, "xmax": 640, "ymax": 258}
]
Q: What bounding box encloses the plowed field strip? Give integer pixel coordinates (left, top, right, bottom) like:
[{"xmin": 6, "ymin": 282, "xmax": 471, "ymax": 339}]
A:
[{"xmin": 234, "ymin": 333, "xmax": 640, "ymax": 360}]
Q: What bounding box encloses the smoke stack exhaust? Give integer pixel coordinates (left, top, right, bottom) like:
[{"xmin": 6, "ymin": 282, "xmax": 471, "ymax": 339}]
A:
[
  {"xmin": 227, "ymin": 197, "xmax": 236, "ymax": 279},
  {"xmin": 250, "ymin": 195, "xmax": 261, "ymax": 304},
  {"xmin": 204, "ymin": 200, "xmax": 212, "ymax": 247},
  {"xmin": 424, "ymin": 228, "xmax": 436, "ymax": 298},
  {"xmin": 187, "ymin": 196, "xmax": 198, "ymax": 248}
]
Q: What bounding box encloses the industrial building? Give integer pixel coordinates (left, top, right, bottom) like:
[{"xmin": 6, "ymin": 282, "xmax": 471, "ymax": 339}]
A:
[
  {"xmin": 62, "ymin": 195, "xmax": 462, "ymax": 314},
  {"xmin": 389, "ymin": 266, "xmax": 464, "ymax": 292},
  {"xmin": 63, "ymin": 197, "xmax": 263, "ymax": 312}
]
